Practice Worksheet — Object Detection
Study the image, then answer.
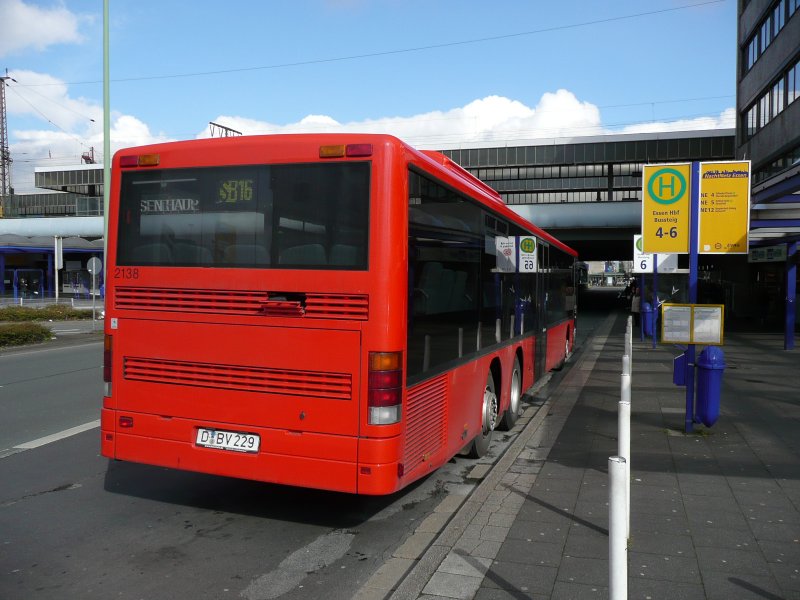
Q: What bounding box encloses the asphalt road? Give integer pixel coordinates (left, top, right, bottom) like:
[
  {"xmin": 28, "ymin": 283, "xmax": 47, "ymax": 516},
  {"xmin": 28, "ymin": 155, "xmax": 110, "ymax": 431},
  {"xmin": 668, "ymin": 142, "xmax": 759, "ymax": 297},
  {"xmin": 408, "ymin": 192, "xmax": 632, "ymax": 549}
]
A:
[
  {"xmin": 1, "ymin": 433, "xmax": 461, "ymax": 600},
  {"xmin": 0, "ymin": 292, "xmax": 616, "ymax": 600},
  {"xmin": 0, "ymin": 340, "xmax": 104, "ymax": 452},
  {"xmin": 0, "ymin": 338, "xmax": 490, "ymax": 600}
]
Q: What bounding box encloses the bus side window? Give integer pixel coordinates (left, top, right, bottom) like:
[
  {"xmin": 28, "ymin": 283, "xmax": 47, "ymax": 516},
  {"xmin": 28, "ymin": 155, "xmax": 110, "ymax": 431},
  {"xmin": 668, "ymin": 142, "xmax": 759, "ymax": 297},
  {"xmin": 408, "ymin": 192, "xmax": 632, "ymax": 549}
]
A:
[
  {"xmin": 279, "ymin": 244, "xmax": 327, "ymax": 266},
  {"xmin": 413, "ymin": 262, "xmax": 443, "ymax": 315},
  {"xmin": 174, "ymin": 242, "xmax": 213, "ymax": 265},
  {"xmin": 132, "ymin": 243, "xmax": 172, "ymax": 264},
  {"xmin": 330, "ymin": 244, "xmax": 358, "ymax": 266},
  {"xmin": 223, "ymin": 244, "xmax": 270, "ymax": 265}
]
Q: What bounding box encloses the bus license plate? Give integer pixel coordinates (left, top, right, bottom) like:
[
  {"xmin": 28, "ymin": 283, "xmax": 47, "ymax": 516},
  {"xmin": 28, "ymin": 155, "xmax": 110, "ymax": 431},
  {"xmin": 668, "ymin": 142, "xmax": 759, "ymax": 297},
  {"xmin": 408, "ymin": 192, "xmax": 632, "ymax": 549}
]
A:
[{"xmin": 196, "ymin": 428, "xmax": 260, "ymax": 453}]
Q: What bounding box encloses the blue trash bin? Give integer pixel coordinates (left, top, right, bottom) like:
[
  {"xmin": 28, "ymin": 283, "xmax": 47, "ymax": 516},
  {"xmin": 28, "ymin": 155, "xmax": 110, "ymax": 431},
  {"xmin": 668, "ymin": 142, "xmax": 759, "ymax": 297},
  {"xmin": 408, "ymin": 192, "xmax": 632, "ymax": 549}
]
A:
[
  {"xmin": 642, "ymin": 302, "xmax": 654, "ymax": 337},
  {"xmin": 696, "ymin": 346, "xmax": 725, "ymax": 427}
]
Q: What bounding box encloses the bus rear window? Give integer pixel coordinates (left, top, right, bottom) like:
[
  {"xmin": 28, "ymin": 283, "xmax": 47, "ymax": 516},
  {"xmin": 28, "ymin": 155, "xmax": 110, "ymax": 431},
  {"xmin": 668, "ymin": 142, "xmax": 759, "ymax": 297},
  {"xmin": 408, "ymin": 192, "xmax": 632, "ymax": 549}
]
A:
[{"xmin": 116, "ymin": 162, "xmax": 369, "ymax": 269}]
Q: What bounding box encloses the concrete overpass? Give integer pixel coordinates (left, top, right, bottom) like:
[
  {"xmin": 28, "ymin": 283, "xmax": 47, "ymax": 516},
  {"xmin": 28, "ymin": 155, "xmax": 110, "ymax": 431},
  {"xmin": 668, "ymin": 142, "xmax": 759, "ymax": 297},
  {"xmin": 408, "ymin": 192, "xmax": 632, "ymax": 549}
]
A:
[{"xmin": 512, "ymin": 201, "xmax": 639, "ymax": 261}]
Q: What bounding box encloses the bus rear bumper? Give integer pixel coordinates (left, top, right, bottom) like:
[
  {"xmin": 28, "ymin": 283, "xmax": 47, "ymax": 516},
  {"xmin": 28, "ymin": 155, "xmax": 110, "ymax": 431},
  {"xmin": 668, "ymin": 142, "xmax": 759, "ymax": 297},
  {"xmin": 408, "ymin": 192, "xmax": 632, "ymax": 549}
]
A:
[{"xmin": 101, "ymin": 408, "xmax": 405, "ymax": 495}]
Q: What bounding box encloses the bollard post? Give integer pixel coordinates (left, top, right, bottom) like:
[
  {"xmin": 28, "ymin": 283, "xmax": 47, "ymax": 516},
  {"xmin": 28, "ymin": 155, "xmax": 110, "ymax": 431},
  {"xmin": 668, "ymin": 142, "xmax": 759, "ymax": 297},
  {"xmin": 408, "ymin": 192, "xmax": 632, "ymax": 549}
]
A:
[
  {"xmin": 626, "ymin": 317, "xmax": 633, "ymax": 373},
  {"xmin": 609, "ymin": 456, "xmax": 628, "ymax": 600},
  {"xmin": 618, "ymin": 388, "xmax": 631, "ymax": 536},
  {"xmin": 622, "ymin": 354, "xmax": 630, "ymax": 377}
]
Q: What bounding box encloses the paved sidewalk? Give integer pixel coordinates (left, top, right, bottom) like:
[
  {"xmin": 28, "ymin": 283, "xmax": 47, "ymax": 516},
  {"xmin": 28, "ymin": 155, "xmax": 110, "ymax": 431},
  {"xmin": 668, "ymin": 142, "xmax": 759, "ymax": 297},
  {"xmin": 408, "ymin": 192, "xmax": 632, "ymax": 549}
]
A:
[{"xmin": 390, "ymin": 312, "xmax": 800, "ymax": 600}]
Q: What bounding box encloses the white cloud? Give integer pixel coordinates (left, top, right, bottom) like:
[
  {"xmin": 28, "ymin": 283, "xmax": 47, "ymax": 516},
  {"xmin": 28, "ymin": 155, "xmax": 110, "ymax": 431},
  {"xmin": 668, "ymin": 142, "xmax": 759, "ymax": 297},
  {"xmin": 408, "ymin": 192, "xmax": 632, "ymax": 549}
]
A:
[
  {"xmin": 621, "ymin": 108, "xmax": 736, "ymax": 134},
  {"xmin": 8, "ymin": 71, "xmax": 170, "ymax": 193},
  {"xmin": 206, "ymin": 91, "xmax": 733, "ymax": 153},
  {"xmin": 108, "ymin": 115, "xmax": 171, "ymax": 149},
  {"xmin": 6, "ymin": 70, "xmax": 101, "ymax": 131},
  {"xmin": 11, "ymin": 113, "xmax": 170, "ymax": 192},
  {"xmin": 0, "ymin": 0, "xmax": 84, "ymax": 57},
  {"xmin": 202, "ymin": 91, "xmax": 605, "ymax": 148}
]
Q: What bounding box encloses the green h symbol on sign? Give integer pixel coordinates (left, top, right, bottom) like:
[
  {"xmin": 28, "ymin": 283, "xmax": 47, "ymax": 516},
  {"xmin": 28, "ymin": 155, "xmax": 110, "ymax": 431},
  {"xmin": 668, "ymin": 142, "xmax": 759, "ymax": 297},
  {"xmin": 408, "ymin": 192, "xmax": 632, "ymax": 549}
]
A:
[
  {"xmin": 649, "ymin": 168, "xmax": 687, "ymax": 205},
  {"xmin": 658, "ymin": 175, "xmax": 676, "ymax": 197}
]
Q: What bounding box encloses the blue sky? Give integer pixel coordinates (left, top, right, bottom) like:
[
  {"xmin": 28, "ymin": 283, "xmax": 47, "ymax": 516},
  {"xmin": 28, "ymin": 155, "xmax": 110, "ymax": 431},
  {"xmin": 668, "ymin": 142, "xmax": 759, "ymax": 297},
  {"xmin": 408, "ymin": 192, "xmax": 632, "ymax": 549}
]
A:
[{"xmin": 2, "ymin": 0, "xmax": 737, "ymax": 192}]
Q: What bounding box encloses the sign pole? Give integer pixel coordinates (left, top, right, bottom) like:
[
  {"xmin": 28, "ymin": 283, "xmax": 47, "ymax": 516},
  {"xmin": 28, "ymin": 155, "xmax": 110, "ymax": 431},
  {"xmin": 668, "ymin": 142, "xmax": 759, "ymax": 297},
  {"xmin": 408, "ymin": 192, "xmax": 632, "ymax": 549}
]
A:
[
  {"xmin": 652, "ymin": 255, "xmax": 658, "ymax": 349},
  {"xmin": 92, "ymin": 272, "xmax": 97, "ymax": 331},
  {"xmin": 639, "ymin": 274, "xmax": 645, "ymax": 342},
  {"xmin": 685, "ymin": 161, "xmax": 701, "ymax": 433},
  {"xmin": 786, "ymin": 241, "xmax": 797, "ymax": 351},
  {"xmin": 54, "ymin": 238, "xmax": 59, "ymax": 303},
  {"xmin": 54, "ymin": 236, "xmax": 63, "ymax": 302},
  {"xmin": 86, "ymin": 257, "xmax": 103, "ymax": 333}
]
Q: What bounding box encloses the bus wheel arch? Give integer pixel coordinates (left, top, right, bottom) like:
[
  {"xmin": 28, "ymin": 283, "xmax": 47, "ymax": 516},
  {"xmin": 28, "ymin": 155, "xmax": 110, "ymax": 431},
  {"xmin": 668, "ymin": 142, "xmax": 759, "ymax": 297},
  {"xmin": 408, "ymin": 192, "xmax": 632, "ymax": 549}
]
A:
[
  {"xmin": 554, "ymin": 328, "xmax": 572, "ymax": 371},
  {"xmin": 566, "ymin": 326, "xmax": 573, "ymax": 360},
  {"xmin": 498, "ymin": 352, "xmax": 523, "ymax": 431},
  {"xmin": 467, "ymin": 360, "xmax": 501, "ymax": 458}
]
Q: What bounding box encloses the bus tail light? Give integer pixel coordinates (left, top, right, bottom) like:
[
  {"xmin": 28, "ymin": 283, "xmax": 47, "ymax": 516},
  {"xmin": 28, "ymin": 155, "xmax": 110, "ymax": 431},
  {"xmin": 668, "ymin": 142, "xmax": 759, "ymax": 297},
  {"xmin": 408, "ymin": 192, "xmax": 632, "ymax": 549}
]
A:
[
  {"xmin": 119, "ymin": 153, "xmax": 160, "ymax": 168},
  {"xmin": 345, "ymin": 143, "xmax": 373, "ymax": 157},
  {"xmin": 319, "ymin": 144, "xmax": 373, "ymax": 159},
  {"xmin": 103, "ymin": 334, "xmax": 113, "ymax": 395},
  {"xmin": 368, "ymin": 351, "xmax": 402, "ymax": 425}
]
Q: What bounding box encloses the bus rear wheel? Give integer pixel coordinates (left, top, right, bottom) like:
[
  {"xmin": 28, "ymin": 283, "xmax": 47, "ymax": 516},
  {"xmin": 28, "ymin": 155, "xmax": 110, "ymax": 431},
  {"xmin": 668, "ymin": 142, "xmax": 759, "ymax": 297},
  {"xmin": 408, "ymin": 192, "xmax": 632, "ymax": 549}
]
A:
[
  {"xmin": 498, "ymin": 358, "xmax": 522, "ymax": 431},
  {"xmin": 467, "ymin": 370, "xmax": 498, "ymax": 458}
]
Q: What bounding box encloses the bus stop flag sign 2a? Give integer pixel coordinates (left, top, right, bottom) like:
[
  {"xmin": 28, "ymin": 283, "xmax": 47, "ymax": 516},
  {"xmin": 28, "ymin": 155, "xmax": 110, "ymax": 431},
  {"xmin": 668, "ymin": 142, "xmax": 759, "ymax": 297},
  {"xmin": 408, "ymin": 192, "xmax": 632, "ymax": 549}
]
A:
[
  {"xmin": 642, "ymin": 163, "xmax": 691, "ymax": 254},
  {"xmin": 698, "ymin": 161, "xmax": 751, "ymax": 254},
  {"xmin": 495, "ymin": 236, "xmax": 538, "ymax": 273}
]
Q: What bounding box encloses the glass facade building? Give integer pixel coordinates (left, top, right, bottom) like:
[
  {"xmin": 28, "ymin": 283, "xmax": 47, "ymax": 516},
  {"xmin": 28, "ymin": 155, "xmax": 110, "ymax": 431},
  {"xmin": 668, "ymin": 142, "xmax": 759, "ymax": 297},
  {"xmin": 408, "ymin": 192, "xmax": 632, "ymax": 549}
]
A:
[
  {"xmin": 737, "ymin": 0, "xmax": 800, "ymax": 187},
  {"xmin": 440, "ymin": 131, "xmax": 735, "ymax": 207},
  {"xmin": 0, "ymin": 165, "xmax": 103, "ymax": 218}
]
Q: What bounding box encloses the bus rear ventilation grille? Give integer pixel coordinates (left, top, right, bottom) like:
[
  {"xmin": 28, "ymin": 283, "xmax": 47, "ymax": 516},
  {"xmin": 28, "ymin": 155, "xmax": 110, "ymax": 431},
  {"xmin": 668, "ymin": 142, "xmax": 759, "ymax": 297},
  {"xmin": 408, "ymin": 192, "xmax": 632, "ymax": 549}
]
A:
[
  {"xmin": 305, "ymin": 294, "xmax": 369, "ymax": 320},
  {"xmin": 115, "ymin": 287, "xmax": 368, "ymax": 320},
  {"xmin": 124, "ymin": 356, "xmax": 352, "ymax": 400},
  {"xmin": 403, "ymin": 375, "xmax": 447, "ymax": 474}
]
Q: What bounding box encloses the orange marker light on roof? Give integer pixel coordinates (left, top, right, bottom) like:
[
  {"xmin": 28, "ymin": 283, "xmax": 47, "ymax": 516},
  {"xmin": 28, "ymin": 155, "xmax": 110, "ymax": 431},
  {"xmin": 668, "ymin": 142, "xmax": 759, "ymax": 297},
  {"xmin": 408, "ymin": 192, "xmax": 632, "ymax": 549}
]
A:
[
  {"xmin": 119, "ymin": 154, "xmax": 160, "ymax": 168},
  {"xmin": 137, "ymin": 154, "xmax": 160, "ymax": 166},
  {"xmin": 319, "ymin": 144, "xmax": 373, "ymax": 159},
  {"xmin": 319, "ymin": 145, "xmax": 346, "ymax": 158}
]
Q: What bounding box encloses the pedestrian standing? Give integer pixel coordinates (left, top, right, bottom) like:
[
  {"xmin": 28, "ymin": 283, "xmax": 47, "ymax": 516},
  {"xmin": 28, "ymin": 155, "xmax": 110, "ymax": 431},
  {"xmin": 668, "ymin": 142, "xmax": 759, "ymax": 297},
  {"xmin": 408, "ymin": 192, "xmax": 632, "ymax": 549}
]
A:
[{"xmin": 630, "ymin": 287, "xmax": 641, "ymax": 326}]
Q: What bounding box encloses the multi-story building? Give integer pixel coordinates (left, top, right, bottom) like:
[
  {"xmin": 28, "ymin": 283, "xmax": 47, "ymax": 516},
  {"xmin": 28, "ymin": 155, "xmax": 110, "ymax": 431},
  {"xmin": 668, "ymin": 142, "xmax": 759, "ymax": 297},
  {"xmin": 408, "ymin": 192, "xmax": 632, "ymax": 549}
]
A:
[
  {"xmin": 737, "ymin": 0, "xmax": 800, "ymax": 185},
  {"xmin": 737, "ymin": 0, "xmax": 799, "ymax": 342}
]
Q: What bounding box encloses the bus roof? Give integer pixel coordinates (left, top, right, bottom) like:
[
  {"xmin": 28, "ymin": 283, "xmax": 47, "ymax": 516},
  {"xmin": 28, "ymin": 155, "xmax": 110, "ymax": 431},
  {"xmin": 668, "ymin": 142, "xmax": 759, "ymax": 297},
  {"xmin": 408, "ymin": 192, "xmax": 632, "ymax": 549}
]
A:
[{"xmin": 406, "ymin": 144, "xmax": 577, "ymax": 258}]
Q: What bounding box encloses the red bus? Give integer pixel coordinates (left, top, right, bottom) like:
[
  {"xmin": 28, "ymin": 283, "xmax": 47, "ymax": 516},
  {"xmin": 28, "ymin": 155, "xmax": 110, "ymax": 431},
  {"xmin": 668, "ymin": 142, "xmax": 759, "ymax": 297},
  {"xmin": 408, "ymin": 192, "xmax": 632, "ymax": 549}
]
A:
[{"xmin": 101, "ymin": 134, "xmax": 577, "ymax": 495}]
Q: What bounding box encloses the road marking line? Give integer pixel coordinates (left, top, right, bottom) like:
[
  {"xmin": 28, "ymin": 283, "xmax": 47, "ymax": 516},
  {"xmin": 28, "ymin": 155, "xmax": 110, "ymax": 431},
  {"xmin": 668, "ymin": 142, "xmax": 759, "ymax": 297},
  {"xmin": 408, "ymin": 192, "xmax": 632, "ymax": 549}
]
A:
[
  {"xmin": 13, "ymin": 420, "xmax": 100, "ymax": 450},
  {"xmin": 0, "ymin": 340, "xmax": 103, "ymax": 357}
]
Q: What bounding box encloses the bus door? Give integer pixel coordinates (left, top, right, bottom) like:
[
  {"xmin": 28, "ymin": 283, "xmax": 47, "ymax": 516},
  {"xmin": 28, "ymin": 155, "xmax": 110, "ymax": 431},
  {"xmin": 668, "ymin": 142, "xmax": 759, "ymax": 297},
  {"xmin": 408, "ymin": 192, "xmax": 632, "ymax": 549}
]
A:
[{"xmin": 534, "ymin": 243, "xmax": 548, "ymax": 381}]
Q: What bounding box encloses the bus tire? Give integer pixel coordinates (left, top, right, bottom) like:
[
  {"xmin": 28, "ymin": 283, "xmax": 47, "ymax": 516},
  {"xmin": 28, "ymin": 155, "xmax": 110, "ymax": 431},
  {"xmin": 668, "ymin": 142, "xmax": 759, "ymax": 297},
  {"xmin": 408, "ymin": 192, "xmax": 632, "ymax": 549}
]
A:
[
  {"xmin": 554, "ymin": 333, "xmax": 571, "ymax": 371},
  {"xmin": 467, "ymin": 370, "xmax": 498, "ymax": 458},
  {"xmin": 498, "ymin": 357, "xmax": 522, "ymax": 431}
]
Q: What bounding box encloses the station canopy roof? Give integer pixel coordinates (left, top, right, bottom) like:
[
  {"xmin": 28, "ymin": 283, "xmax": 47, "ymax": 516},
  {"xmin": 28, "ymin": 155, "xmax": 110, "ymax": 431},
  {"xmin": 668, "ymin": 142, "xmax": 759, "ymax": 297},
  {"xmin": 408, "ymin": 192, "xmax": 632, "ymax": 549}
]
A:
[{"xmin": 0, "ymin": 234, "xmax": 104, "ymax": 252}]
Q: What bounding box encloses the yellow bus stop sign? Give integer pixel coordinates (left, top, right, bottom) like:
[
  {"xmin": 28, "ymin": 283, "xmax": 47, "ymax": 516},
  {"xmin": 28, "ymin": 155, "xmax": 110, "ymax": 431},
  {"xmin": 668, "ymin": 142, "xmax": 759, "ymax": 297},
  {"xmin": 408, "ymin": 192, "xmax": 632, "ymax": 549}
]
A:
[
  {"xmin": 642, "ymin": 163, "xmax": 691, "ymax": 254},
  {"xmin": 698, "ymin": 161, "xmax": 750, "ymax": 254}
]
